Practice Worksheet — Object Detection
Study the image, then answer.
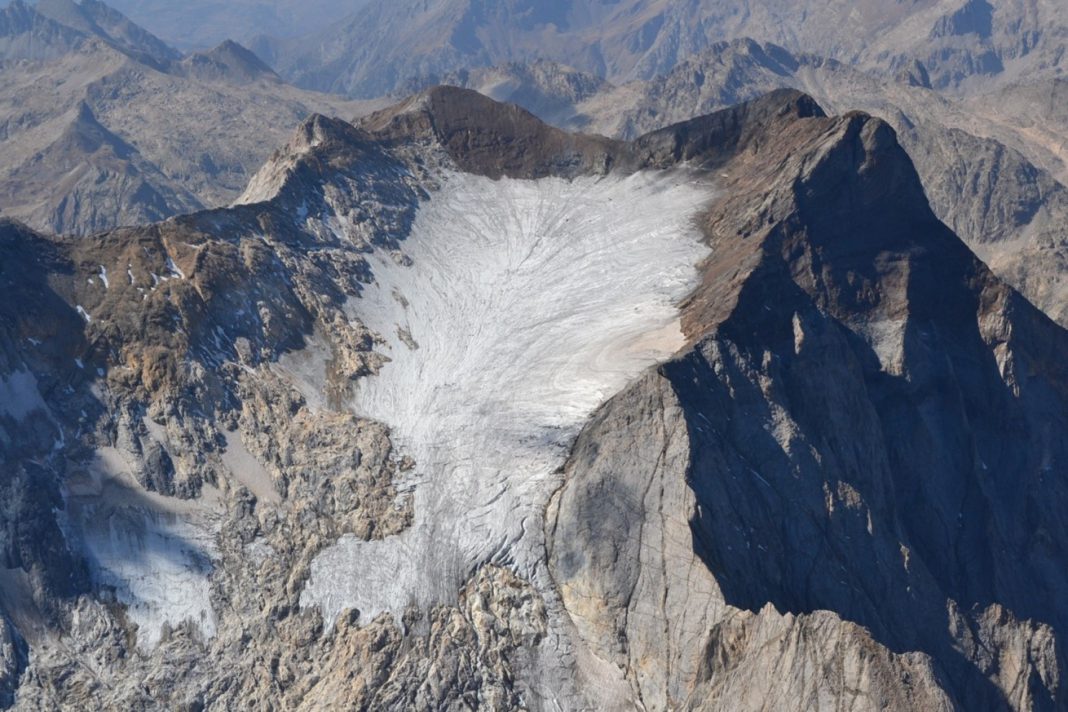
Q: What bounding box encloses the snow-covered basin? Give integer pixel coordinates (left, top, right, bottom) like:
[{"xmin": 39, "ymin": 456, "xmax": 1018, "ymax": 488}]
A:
[{"xmin": 302, "ymin": 169, "xmax": 713, "ymax": 624}]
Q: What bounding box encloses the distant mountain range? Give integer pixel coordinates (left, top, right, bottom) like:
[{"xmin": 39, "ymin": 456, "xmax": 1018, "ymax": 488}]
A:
[
  {"xmin": 101, "ymin": 0, "xmax": 372, "ymax": 50},
  {"xmin": 0, "ymin": 0, "xmax": 381, "ymax": 234},
  {"xmin": 249, "ymin": 0, "xmax": 1067, "ymax": 99}
]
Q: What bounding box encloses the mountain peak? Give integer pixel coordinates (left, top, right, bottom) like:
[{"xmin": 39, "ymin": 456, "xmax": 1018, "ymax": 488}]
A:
[
  {"xmin": 180, "ymin": 39, "xmax": 280, "ymax": 84},
  {"xmin": 632, "ymin": 88, "xmax": 826, "ymax": 170},
  {"xmin": 681, "ymin": 98, "xmax": 994, "ymax": 354},
  {"xmin": 57, "ymin": 99, "xmax": 133, "ymax": 159},
  {"xmin": 358, "ymin": 85, "xmax": 624, "ymax": 179},
  {"xmin": 29, "ymin": 0, "xmax": 178, "ymax": 66}
]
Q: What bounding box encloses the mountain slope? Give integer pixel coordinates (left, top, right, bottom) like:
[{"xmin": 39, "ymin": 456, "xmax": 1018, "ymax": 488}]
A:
[
  {"xmin": 0, "ymin": 88, "xmax": 1066, "ymax": 710},
  {"xmin": 0, "ymin": 0, "xmax": 84, "ymax": 60},
  {"xmin": 551, "ymin": 96, "xmax": 1068, "ymax": 709},
  {"xmin": 34, "ymin": 0, "xmax": 178, "ymax": 66},
  {"xmin": 0, "ymin": 0, "xmax": 381, "ymax": 235},
  {"xmin": 0, "ymin": 101, "xmax": 202, "ymax": 234}
]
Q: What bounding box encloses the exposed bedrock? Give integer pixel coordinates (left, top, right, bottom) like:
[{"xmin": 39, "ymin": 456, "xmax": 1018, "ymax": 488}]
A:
[{"xmin": 549, "ymin": 96, "xmax": 1068, "ymax": 710}]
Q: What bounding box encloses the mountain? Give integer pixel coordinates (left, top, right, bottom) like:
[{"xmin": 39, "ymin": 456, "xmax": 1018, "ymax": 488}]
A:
[
  {"xmin": 176, "ymin": 39, "xmax": 281, "ymax": 84},
  {"xmin": 102, "ymin": 0, "xmax": 372, "ymax": 50},
  {"xmin": 33, "ymin": 0, "xmax": 178, "ymax": 66},
  {"xmin": 0, "ymin": 87, "xmax": 1066, "ymax": 710},
  {"xmin": 0, "ymin": 0, "xmax": 380, "ymax": 235},
  {"xmin": 254, "ymin": 0, "xmax": 1067, "ymax": 99},
  {"xmin": 0, "ymin": 101, "xmax": 202, "ymax": 234},
  {"xmin": 249, "ymin": 0, "xmax": 1068, "ymax": 336},
  {"xmin": 581, "ymin": 40, "xmax": 1068, "ymax": 329},
  {"xmin": 415, "ymin": 40, "xmax": 1068, "ymax": 332},
  {"xmin": 394, "ymin": 58, "xmax": 612, "ymax": 128},
  {"xmin": 551, "ymin": 90, "xmax": 1068, "ymax": 711},
  {"xmin": 0, "ymin": 0, "xmax": 86, "ymax": 60}
]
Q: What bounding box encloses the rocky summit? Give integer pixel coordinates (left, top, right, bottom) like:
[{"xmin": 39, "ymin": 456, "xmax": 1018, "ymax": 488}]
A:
[{"xmin": 0, "ymin": 85, "xmax": 1065, "ymax": 710}]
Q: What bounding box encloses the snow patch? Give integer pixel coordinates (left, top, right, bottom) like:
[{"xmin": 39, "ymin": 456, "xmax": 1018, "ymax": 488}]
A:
[
  {"xmin": 0, "ymin": 370, "xmax": 48, "ymax": 420},
  {"xmin": 301, "ymin": 170, "xmax": 712, "ymax": 626},
  {"xmin": 82, "ymin": 506, "xmax": 217, "ymax": 648},
  {"xmin": 99, "ymin": 265, "xmax": 109, "ymax": 289},
  {"xmin": 73, "ymin": 448, "xmax": 220, "ymax": 649},
  {"xmin": 76, "ymin": 305, "xmax": 91, "ymax": 323},
  {"xmin": 165, "ymin": 257, "xmax": 185, "ymax": 280}
]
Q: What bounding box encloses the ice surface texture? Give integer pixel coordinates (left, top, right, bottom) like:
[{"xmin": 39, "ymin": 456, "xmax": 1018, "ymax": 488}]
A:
[
  {"xmin": 81, "ymin": 505, "xmax": 217, "ymax": 649},
  {"xmin": 302, "ymin": 170, "xmax": 712, "ymax": 625}
]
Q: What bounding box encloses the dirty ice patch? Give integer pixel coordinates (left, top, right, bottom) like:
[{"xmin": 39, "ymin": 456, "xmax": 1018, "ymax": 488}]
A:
[
  {"xmin": 0, "ymin": 369, "xmax": 49, "ymax": 420},
  {"xmin": 301, "ymin": 170, "xmax": 713, "ymax": 626},
  {"xmin": 81, "ymin": 506, "xmax": 217, "ymax": 648},
  {"xmin": 69, "ymin": 448, "xmax": 221, "ymax": 649}
]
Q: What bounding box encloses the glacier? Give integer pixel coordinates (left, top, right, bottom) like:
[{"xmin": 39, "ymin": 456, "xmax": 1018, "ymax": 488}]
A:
[{"xmin": 301, "ymin": 170, "xmax": 713, "ymax": 626}]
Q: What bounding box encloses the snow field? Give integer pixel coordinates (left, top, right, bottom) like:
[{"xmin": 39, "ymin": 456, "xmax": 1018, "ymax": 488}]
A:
[{"xmin": 302, "ymin": 170, "xmax": 712, "ymax": 625}]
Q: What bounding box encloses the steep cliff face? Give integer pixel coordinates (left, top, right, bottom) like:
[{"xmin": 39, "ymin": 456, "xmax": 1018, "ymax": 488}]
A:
[
  {"xmin": 549, "ymin": 97, "xmax": 1068, "ymax": 710},
  {"xmin": 1, "ymin": 88, "xmax": 1067, "ymax": 710}
]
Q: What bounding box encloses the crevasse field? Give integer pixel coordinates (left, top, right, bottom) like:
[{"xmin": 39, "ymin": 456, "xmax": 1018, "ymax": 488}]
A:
[{"xmin": 301, "ymin": 170, "xmax": 712, "ymax": 625}]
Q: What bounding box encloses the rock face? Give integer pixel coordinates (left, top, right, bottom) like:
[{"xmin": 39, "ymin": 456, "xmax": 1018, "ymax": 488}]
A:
[
  {"xmin": 0, "ymin": 0, "xmax": 381, "ymax": 236},
  {"xmin": 1, "ymin": 87, "xmax": 1068, "ymax": 710},
  {"xmin": 549, "ymin": 94, "xmax": 1068, "ymax": 710}
]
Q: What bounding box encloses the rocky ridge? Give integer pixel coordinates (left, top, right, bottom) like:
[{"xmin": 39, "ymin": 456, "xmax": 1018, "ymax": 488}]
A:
[
  {"xmin": 0, "ymin": 0, "xmax": 382, "ymax": 235},
  {"xmin": 551, "ymin": 94, "xmax": 1068, "ymax": 709},
  {"xmin": 254, "ymin": 0, "xmax": 1066, "ymax": 100},
  {"xmin": 422, "ymin": 40, "xmax": 1068, "ymax": 331}
]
